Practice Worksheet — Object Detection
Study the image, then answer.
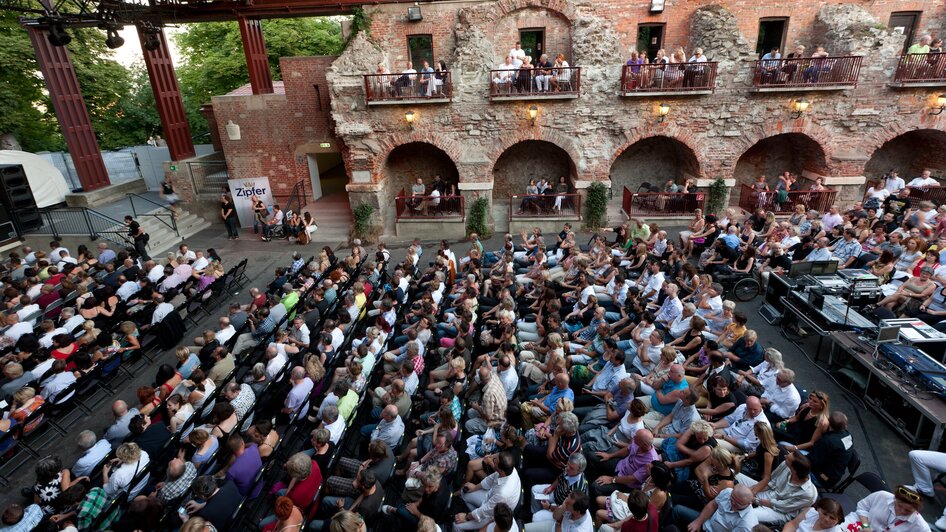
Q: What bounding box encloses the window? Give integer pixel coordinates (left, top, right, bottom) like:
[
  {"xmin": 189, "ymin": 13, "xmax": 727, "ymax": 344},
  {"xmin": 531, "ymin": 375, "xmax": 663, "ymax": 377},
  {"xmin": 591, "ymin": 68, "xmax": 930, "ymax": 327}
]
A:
[
  {"xmin": 756, "ymin": 18, "xmax": 788, "ymax": 55},
  {"xmin": 407, "ymin": 35, "xmax": 433, "ymax": 69},
  {"xmin": 889, "ymin": 12, "xmax": 922, "ymax": 54}
]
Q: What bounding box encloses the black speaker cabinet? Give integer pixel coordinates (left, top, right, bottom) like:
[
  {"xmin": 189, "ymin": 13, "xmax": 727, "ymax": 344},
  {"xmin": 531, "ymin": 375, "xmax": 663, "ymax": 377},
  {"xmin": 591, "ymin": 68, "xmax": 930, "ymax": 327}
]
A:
[{"xmin": 0, "ymin": 164, "xmax": 41, "ymax": 232}]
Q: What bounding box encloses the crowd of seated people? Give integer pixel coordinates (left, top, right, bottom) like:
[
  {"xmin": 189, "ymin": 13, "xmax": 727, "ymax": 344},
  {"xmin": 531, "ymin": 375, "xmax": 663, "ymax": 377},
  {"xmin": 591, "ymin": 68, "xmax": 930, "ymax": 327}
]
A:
[
  {"xmin": 406, "ymin": 175, "xmax": 460, "ymax": 215},
  {"xmin": 3, "ymin": 167, "xmax": 946, "ymax": 531},
  {"xmin": 491, "ymin": 41, "xmax": 573, "ymax": 96},
  {"xmin": 516, "ymin": 177, "xmax": 572, "ymax": 215},
  {"xmin": 373, "ymin": 59, "xmax": 450, "ymax": 99}
]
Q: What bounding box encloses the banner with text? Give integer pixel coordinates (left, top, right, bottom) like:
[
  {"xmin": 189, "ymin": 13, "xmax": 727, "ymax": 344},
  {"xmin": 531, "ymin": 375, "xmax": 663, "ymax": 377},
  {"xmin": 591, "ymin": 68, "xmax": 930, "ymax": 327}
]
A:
[{"xmin": 228, "ymin": 177, "xmax": 274, "ymax": 228}]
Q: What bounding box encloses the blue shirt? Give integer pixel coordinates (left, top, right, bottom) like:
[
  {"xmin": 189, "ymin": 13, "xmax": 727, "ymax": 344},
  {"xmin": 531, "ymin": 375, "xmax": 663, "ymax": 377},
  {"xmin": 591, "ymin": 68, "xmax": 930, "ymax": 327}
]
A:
[
  {"xmin": 652, "ymin": 379, "xmax": 688, "ymax": 415},
  {"xmin": 592, "ymin": 362, "xmax": 628, "ymax": 392},
  {"xmin": 805, "ymin": 248, "xmax": 833, "ymax": 262},
  {"xmin": 721, "ymin": 234, "xmax": 741, "ymax": 250},
  {"xmin": 543, "ymin": 386, "xmax": 575, "ymax": 414}
]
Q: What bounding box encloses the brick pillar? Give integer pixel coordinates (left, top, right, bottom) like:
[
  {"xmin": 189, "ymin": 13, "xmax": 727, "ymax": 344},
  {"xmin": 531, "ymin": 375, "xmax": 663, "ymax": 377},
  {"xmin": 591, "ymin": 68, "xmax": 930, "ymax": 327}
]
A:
[
  {"xmin": 139, "ymin": 27, "xmax": 195, "ymax": 161},
  {"xmin": 199, "ymin": 104, "xmax": 223, "ymax": 151},
  {"xmin": 28, "ymin": 27, "xmax": 110, "ymax": 191},
  {"xmin": 238, "ymin": 18, "xmax": 274, "ymax": 95}
]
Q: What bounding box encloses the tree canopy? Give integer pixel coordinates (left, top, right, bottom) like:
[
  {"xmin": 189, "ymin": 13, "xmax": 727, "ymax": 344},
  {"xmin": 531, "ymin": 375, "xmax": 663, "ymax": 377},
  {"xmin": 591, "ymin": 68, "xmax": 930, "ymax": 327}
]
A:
[{"xmin": 0, "ymin": 15, "xmax": 343, "ymax": 152}]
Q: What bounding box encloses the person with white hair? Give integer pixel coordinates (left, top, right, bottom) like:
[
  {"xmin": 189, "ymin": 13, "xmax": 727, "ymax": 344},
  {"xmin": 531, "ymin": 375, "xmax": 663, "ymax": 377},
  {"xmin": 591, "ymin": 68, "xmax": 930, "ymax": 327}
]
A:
[
  {"xmin": 72, "ymin": 430, "xmax": 111, "ymax": 478},
  {"xmin": 687, "ymin": 484, "xmax": 758, "ymax": 532},
  {"xmin": 760, "ymin": 368, "xmax": 801, "ymax": 423},
  {"xmin": 529, "ymin": 452, "xmax": 589, "ymax": 522}
]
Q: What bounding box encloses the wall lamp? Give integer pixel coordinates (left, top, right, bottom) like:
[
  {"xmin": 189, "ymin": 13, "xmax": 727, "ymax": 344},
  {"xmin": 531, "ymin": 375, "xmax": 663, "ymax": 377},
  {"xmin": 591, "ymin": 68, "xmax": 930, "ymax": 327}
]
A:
[
  {"xmin": 225, "ymin": 120, "xmax": 241, "ymax": 141},
  {"xmin": 657, "ymin": 102, "xmax": 670, "ymax": 122},
  {"xmin": 931, "ymin": 94, "xmax": 946, "ymax": 116},
  {"xmin": 405, "ymin": 110, "xmax": 415, "ymax": 129},
  {"xmin": 528, "ymin": 105, "xmax": 538, "ymax": 125},
  {"xmin": 790, "ymin": 98, "xmax": 810, "ymax": 119}
]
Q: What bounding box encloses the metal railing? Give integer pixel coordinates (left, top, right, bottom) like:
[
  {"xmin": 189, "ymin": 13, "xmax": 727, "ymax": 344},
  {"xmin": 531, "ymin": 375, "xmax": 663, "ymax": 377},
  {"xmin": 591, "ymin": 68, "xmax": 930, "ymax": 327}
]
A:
[
  {"xmin": 622, "ymin": 187, "xmax": 707, "ymax": 217},
  {"xmin": 188, "ymin": 160, "xmax": 229, "ymax": 195},
  {"xmin": 127, "ymin": 193, "xmax": 179, "ymax": 236},
  {"xmin": 738, "ymin": 184, "xmax": 838, "ymax": 214},
  {"xmin": 395, "ymin": 188, "xmax": 464, "ymax": 220},
  {"xmin": 875, "ymin": 185, "xmax": 946, "ymax": 211},
  {"xmin": 33, "ymin": 207, "xmax": 133, "ymax": 247},
  {"xmin": 752, "ymin": 56, "xmax": 862, "ymax": 88},
  {"xmin": 621, "ymin": 62, "xmax": 718, "ymax": 93},
  {"xmin": 509, "ymin": 193, "xmax": 581, "ymax": 220},
  {"xmin": 893, "ymin": 53, "xmax": 946, "ymax": 84},
  {"xmin": 489, "ymin": 66, "xmax": 581, "ymax": 100},
  {"xmin": 364, "ymin": 71, "xmax": 453, "ymax": 103},
  {"xmin": 274, "ymin": 179, "xmax": 309, "ymax": 217}
]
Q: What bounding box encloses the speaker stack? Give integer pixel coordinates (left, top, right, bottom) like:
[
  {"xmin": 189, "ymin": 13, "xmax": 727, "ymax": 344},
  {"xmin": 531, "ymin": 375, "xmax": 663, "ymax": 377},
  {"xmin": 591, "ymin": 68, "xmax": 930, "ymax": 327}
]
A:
[{"xmin": 0, "ymin": 164, "xmax": 41, "ymax": 235}]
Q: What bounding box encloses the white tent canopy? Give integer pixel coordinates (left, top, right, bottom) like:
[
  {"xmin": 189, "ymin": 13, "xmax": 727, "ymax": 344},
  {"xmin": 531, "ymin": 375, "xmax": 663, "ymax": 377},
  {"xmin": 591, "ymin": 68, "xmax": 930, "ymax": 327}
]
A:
[{"xmin": 0, "ymin": 150, "xmax": 71, "ymax": 208}]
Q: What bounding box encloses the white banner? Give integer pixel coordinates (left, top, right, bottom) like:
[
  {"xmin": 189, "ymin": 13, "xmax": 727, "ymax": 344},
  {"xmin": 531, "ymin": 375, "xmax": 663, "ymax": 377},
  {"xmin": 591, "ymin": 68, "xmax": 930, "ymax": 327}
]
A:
[{"xmin": 228, "ymin": 177, "xmax": 274, "ymax": 228}]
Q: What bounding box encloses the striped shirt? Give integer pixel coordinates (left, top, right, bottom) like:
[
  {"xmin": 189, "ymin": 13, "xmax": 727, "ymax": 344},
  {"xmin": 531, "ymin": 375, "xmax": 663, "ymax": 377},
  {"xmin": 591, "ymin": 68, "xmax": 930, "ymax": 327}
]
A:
[
  {"xmin": 552, "ymin": 471, "xmax": 589, "ymax": 506},
  {"xmin": 550, "ymin": 433, "xmax": 582, "ymax": 469}
]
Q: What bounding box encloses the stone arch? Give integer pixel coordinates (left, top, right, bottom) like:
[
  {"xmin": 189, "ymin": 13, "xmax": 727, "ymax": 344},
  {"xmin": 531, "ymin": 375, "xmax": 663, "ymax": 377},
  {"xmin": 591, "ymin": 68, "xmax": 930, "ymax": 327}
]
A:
[
  {"xmin": 732, "ymin": 122, "xmax": 835, "ymax": 171},
  {"xmin": 865, "ymin": 129, "xmax": 946, "ymax": 181},
  {"xmin": 609, "ymin": 135, "xmax": 702, "ymax": 196},
  {"xmin": 487, "ymin": 128, "xmax": 583, "ymax": 178},
  {"xmin": 459, "ymin": 0, "xmax": 578, "ymax": 27},
  {"xmin": 732, "ymin": 132, "xmax": 831, "ymax": 192},
  {"xmin": 492, "ymin": 139, "xmax": 577, "ymax": 201},
  {"xmin": 380, "ymin": 141, "xmax": 460, "ymax": 199},
  {"xmin": 373, "ymin": 131, "xmax": 466, "ymax": 180}
]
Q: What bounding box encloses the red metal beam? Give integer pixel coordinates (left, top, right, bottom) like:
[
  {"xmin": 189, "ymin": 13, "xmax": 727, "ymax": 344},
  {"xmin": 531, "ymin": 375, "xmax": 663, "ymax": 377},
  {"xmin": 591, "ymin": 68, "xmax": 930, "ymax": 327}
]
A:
[
  {"xmin": 139, "ymin": 26, "xmax": 195, "ymax": 161},
  {"xmin": 239, "ymin": 17, "xmax": 274, "ymax": 95},
  {"xmin": 27, "ymin": 27, "xmax": 110, "ymax": 191}
]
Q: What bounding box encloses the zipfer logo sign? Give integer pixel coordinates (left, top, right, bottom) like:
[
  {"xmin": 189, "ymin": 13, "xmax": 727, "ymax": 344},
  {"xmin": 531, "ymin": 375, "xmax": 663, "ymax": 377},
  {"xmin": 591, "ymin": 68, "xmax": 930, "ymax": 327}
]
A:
[{"xmin": 234, "ymin": 182, "xmax": 268, "ymax": 197}]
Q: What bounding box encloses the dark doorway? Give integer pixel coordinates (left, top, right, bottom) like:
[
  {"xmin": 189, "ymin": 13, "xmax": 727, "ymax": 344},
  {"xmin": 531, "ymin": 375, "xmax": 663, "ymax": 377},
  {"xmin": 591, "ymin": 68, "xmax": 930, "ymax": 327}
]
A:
[
  {"xmin": 889, "ymin": 12, "xmax": 921, "ymax": 54},
  {"xmin": 519, "ymin": 29, "xmax": 545, "ymax": 65},
  {"xmin": 637, "ymin": 24, "xmax": 664, "ymax": 62},
  {"xmin": 756, "ymin": 18, "xmax": 788, "ymax": 55}
]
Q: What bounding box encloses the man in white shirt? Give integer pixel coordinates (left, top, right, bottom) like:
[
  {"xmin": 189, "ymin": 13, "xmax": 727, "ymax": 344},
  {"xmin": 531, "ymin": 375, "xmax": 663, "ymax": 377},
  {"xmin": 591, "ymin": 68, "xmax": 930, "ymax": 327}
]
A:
[
  {"xmin": 16, "ymin": 296, "xmax": 40, "ymax": 325},
  {"xmin": 696, "ymin": 283, "xmax": 724, "ymax": 319},
  {"xmin": 59, "ymin": 307, "xmax": 85, "ymax": 334},
  {"xmin": 907, "ymin": 170, "xmax": 938, "ymax": 189},
  {"xmin": 455, "ymin": 452, "xmax": 522, "ymax": 531},
  {"xmin": 668, "ymin": 304, "xmax": 697, "ymax": 339},
  {"xmin": 689, "ymin": 485, "xmax": 758, "ymax": 532},
  {"xmin": 2, "ymin": 314, "xmax": 33, "ymax": 343},
  {"xmin": 761, "ymin": 369, "xmax": 801, "ymax": 423},
  {"xmin": 150, "ymin": 294, "xmax": 174, "ymax": 326},
  {"xmin": 38, "ymin": 320, "xmax": 67, "ymax": 349},
  {"xmin": 176, "ymin": 245, "xmax": 197, "ymax": 263},
  {"xmin": 214, "ymin": 317, "xmax": 236, "ymax": 345},
  {"xmin": 288, "ymin": 316, "xmax": 311, "ymax": 350},
  {"xmin": 145, "ymin": 261, "xmax": 165, "ymax": 283},
  {"xmin": 72, "ymin": 430, "xmax": 112, "ymax": 478},
  {"xmin": 712, "ymin": 396, "xmax": 770, "ymax": 454},
  {"xmin": 116, "ymin": 275, "xmax": 141, "ymax": 302},
  {"xmin": 883, "ymin": 171, "xmax": 906, "ymax": 195},
  {"xmin": 41, "ymin": 360, "xmax": 77, "ymax": 404},
  {"xmin": 191, "ymin": 251, "xmax": 210, "ymax": 273},
  {"xmin": 49, "ymin": 241, "xmax": 69, "ymax": 263},
  {"xmin": 509, "ymin": 42, "xmax": 526, "ymax": 68},
  {"xmin": 394, "ymin": 61, "xmax": 417, "ymax": 96},
  {"xmin": 737, "ymin": 452, "xmax": 818, "ymax": 525},
  {"xmin": 321, "ymin": 404, "xmax": 346, "ymax": 444},
  {"xmin": 262, "ymin": 206, "xmax": 285, "ymax": 241},
  {"xmin": 497, "ymin": 355, "xmax": 519, "ymax": 401},
  {"xmin": 264, "ymin": 344, "xmax": 288, "ymax": 380},
  {"xmin": 638, "ymin": 261, "xmax": 665, "ymax": 302},
  {"xmin": 57, "ymin": 250, "xmax": 78, "ymax": 268},
  {"xmin": 492, "ymin": 56, "xmax": 516, "ymax": 93}
]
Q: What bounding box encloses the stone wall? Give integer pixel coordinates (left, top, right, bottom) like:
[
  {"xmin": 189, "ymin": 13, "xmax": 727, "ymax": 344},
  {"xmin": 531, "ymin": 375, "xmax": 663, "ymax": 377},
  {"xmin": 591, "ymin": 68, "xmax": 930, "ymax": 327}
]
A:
[
  {"xmin": 492, "ymin": 140, "xmax": 575, "ymax": 198},
  {"xmin": 732, "ymin": 133, "xmax": 830, "ymax": 187},
  {"xmin": 610, "ymin": 137, "xmax": 699, "ymax": 193}
]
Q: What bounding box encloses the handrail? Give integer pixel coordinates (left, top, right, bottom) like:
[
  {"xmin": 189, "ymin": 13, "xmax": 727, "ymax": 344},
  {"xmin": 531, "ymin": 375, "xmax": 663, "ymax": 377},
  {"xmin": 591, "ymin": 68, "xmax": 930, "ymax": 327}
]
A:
[
  {"xmin": 621, "ymin": 62, "xmax": 718, "ymax": 93},
  {"xmin": 364, "ymin": 71, "xmax": 453, "ymax": 103},
  {"xmin": 127, "ymin": 193, "xmax": 179, "ymax": 236},
  {"xmin": 737, "ymin": 184, "xmax": 838, "ymax": 214},
  {"xmin": 893, "ymin": 52, "xmax": 946, "ymax": 83},
  {"xmin": 278, "ymin": 178, "xmax": 309, "ymax": 217},
  {"xmin": 752, "ymin": 55, "xmax": 862, "ymax": 88},
  {"xmin": 624, "ymin": 189, "xmax": 707, "ymax": 217},
  {"xmin": 395, "ymin": 189, "xmax": 464, "ymax": 219},
  {"xmin": 489, "ymin": 66, "xmax": 581, "ymax": 100},
  {"xmin": 35, "ymin": 206, "xmax": 133, "ymax": 248},
  {"xmin": 509, "ymin": 193, "xmax": 581, "ymax": 220}
]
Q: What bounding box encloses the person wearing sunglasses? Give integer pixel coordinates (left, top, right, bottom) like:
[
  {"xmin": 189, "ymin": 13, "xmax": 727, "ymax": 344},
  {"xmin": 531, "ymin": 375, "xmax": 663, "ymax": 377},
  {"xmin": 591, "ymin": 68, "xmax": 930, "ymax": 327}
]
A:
[{"xmin": 840, "ymin": 485, "xmax": 930, "ymax": 532}]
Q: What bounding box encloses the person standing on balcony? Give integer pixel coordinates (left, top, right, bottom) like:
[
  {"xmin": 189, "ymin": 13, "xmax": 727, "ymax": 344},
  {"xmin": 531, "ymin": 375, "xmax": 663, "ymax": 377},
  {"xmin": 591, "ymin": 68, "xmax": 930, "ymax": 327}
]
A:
[
  {"xmin": 418, "ymin": 60, "xmax": 435, "ymax": 97},
  {"xmin": 781, "ymin": 45, "xmax": 806, "ymax": 83},
  {"xmin": 509, "ymin": 41, "xmax": 526, "ymax": 68},
  {"xmin": 802, "ymin": 46, "xmax": 830, "ymax": 84},
  {"xmin": 884, "ymin": 170, "xmax": 906, "ymax": 196},
  {"xmin": 760, "ymin": 47, "xmax": 781, "ymax": 84},
  {"xmin": 907, "ymin": 34, "xmax": 932, "ymax": 55},
  {"xmin": 221, "ymin": 193, "xmax": 238, "ymax": 241},
  {"xmin": 393, "ymin": 61, "xmax": 416, "ymax": 97},
  {"xmin": 907, "ymin": 169, "xmax": 938, "ymax": 190}
]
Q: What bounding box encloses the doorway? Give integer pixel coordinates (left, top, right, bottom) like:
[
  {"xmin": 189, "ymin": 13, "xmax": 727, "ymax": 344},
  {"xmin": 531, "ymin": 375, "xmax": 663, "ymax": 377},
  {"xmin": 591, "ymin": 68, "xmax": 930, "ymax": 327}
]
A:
[
  {"xmin": 519, "ymin": 29, "xmax": 545, "ymax": 64},
  {"xmin": 889, "ymin": 12, "xmax": 921, "ymax": 54},
  {"xmin": 756, "ymin": 18, "xmax": 788, "ymax": 55},
  {"xmin": 636, "ymin": 24, "xmax": 664, "ymax": 62},
  {"xmin": 306, "ymin": 152, "xmax": 345, "ymax": 201}
]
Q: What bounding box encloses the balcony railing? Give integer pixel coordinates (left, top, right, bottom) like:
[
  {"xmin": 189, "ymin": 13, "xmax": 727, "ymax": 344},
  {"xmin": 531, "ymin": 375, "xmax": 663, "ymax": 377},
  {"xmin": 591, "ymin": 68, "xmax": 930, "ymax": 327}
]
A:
[
  {"xmin": 395, "ymin": 188, "xmax": 464, "ymax": 220},
  {"xmin": 489, "ymin": 66, "xmax": 581, "ymax": 101},
  {"xmin": 620, "ymin": 62, "xmax": 718, "ymax": 95},
  {"xmin": 622, "ymin": 187, "xmax": 707, "ymax": 217},
  {"xmin": 892, "ymin": 53, "xmax": 946, "ymax": 86},
  {"xmin": 751, "ymin": 56, "xmax": 862, "ymax": 90},
  {"xmin": 509, "ymin": 193, "xmax": 581, "ymax": 220},
  {"xmin": 737, "ymin": 184, "xmax": 838, "ymax": 214},
  {"xmin": 885, "ymin": 185, "xmax": 946, "ymax": 211},
  {"xmin": 364, "ymin": 71, "xmax": 453, "ymax": 105}
]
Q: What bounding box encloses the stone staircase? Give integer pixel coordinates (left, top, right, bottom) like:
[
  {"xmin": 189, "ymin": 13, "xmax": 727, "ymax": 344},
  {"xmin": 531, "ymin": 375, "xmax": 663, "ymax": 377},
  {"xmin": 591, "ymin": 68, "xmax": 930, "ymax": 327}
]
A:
[
  {"xmin": 300, "ymin": 194, "xmax": 353, "ymax": 244},
  {"xmin": 137, "ymin": 207, "xmax": 213, "ymax": 257}
]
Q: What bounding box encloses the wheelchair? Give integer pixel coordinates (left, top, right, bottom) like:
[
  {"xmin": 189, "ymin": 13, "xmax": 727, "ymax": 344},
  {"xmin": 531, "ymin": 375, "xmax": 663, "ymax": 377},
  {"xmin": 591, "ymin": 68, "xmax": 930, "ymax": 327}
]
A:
[{"xmin": 717, "ymin": 271, "xmax": 761, "ymax": 302}]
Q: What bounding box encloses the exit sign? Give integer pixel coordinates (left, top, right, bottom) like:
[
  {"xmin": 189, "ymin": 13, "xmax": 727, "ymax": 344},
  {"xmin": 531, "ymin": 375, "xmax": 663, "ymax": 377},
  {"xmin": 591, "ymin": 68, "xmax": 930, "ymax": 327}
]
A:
[
  {"xmin": 169, "ymin": 165, "xmax": 177, "ymax": 171},
  {"xmin": 320, "ymin": 142, "xmax": 331, "ymax": 148}
]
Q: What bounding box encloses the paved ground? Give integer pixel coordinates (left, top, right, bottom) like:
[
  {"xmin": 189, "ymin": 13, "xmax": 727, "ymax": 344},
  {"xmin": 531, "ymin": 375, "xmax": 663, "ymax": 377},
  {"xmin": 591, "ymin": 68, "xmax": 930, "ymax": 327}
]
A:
[{"xmin": 5, "ymin": 221, "xmax": 944, "ymax": 523}]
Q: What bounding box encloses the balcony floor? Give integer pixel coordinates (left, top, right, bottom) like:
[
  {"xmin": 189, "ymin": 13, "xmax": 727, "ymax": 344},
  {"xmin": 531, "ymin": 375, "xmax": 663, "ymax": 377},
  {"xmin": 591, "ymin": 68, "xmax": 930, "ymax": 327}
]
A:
[
  {"xmin": 621, "ymin": 90, "xmax": 713, "ymax": 97},
  {"xmin": 368, "ymin": 97, "xmax": 451, "ymax": 106},
  {"xmin": 888, "ymin": 81, "xmax": 946, "ymax": 88},
  {"xmin": 750, "ymin": 85, "xmax": 855, "ymax": 93},
  {"xmin": 490, "ymin": 93, "xmax": 579, "ymax": 102}
]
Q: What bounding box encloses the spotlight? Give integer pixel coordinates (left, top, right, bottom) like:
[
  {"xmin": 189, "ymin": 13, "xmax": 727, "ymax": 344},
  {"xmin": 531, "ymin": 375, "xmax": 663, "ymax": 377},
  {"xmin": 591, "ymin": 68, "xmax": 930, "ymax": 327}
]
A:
[
  {"xmin": 105, "ymin": 28, "xmax": 124, "ymax": 49},
  {"xmin": 143, "ymin": 33, "xmax": 160, "ymax": 52},
  {"xmin": 47, "ymin": 23, "xmax": 71, "ymax": 47}
]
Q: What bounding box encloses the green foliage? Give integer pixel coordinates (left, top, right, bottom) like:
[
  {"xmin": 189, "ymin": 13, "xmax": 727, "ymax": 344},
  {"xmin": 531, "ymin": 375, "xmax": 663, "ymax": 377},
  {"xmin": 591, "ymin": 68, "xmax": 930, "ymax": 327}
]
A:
[
  {"xmin": 466, "ymin": 197, "xmax": 492, "ymax": 238},
  {"xmin": 352, "ymin": 203, "xmax": 376, "ymax": 238},
  {"xmin": 706, "ymin": 178, "xmax": 728, "ymax": 216},
  {"xmin": 348, "ymin": 7, "xmax": 371, "ymax": 43},
  {"xmin": 583, "ymin": 182, "xmax": 609, "ymax": 230}
]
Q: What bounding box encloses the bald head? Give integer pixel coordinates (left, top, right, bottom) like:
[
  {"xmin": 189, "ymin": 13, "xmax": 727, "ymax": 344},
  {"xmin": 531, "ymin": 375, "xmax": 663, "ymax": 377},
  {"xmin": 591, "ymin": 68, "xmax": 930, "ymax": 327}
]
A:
[
  {"xmin": 382, "ymin": 404, "xmax": 398, "ymax": 420},
  {"xmin": 112, "ymin": 400, "xmax": 128, "ymax": 417},
  {"xmin": 731, "ymin": 484, "xmax": 754, "ymax": 509},
  {"xmin": 291, "ymin": 366, "xmax": 305, "ymax": 381},
  {"xmin": 634, "ymin": 428, "xmax": 654, "ymax": 450}
]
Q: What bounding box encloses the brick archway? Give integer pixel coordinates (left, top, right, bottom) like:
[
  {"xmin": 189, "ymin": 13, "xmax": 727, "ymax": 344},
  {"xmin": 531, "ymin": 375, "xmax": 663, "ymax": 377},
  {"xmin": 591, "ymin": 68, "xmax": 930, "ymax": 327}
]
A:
[
  {"xmin": 459, "ymin": 0, "xmax": 578, "ymax": 27},
  {"xmin": 610, "ymin": 135, "xmax": 702, "ymax": 196},
  {"xmin": 487, "ymin": 128, "xmax": 583, "ymax": 178},
  {"xmin": 733, "ymin": 122, "xmax": 835, "ymax": 175},
  {"xmin": 492, "ymin": 139, "xmax": 578, "ymax": 200},
  {"xmin": 865, "ymin": 128, "xmax": 946, "ymax": 181},
  {"xmin": 381, "ymin": 141, "xmax": 461, "ymax": 198},
  {"xmin": 372, "ymin": 132, "xmax": 465, "ymax": 180},
  {"xmin": 610, "ymin": 125, "xmax": 705, "ymax": 177},
  {"xmin": 733, "ymin": 132, "xmax": 830, "ymax": 190}
]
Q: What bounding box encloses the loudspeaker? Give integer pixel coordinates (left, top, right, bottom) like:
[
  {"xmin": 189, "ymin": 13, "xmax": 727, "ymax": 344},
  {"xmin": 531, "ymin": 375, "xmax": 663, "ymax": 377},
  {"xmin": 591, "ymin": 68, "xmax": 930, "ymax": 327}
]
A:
[{"xmin": 0, "ymin": 164, "xmax": 41, "ymax": 232}]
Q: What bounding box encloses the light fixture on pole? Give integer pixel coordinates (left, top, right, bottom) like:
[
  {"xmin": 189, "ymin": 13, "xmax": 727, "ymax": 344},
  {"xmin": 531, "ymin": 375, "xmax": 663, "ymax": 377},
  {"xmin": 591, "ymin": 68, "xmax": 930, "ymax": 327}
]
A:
[
  {"xmin": 657, "ymin": 102, "xmax": 670, "ymax": 122},
  {"xmin": 405, "ymin": 110, "xmax": 415, "ymax": 129},
  {"xmin": 790, "ymin": 98, "xmax": 810, "ymax": 119},
  {"xmin": 931, "ymin": 94, "xmax": 946, "ymax": 115},
  {"xmin": 528, "ymin": 105, "xmax": 538, "ymax": 125}
]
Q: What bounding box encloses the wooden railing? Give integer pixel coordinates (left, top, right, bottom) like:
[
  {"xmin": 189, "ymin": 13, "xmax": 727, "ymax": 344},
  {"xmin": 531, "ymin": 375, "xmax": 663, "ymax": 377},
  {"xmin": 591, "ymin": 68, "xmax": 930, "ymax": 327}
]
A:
[
  {"xmin": 489, "ymin": 66, "xmax": 581, "ymax": 100},
  {"xmin": 364, "ymin": 71, "xmax": 453, "ymax": 103},
  {"xmin": 738, "ymin": 184, "xmax": 838, "ymax": 214},
  {"xmin": 395, "ymin": 188, "xmax": 464, "ymax": 219},
  {"xmin": 623, "ymin": 186, "xmax": 706, "ymax": 217},
  {"xmin": 893, "ymin": 53, "xmax": 946, "ymax": 84},
  {"xmin": 621, "ymin": 62, "xmax": 718, "ymax": 93},
  {"xmin": 752, "ymin": 56, "xmax": 862, "ymax": 88},
  {"xmin": 509, "ymin": 193, "xmax": 581, "ymax": 219}
]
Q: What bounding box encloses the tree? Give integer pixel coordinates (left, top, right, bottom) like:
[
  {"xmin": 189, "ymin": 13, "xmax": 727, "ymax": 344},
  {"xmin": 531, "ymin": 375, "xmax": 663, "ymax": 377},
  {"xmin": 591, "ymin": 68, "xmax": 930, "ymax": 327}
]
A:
[{"xmin": 174, "ymin": 17, "xmax": 343, "ymax": 122}]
